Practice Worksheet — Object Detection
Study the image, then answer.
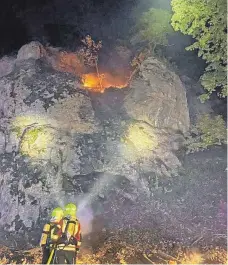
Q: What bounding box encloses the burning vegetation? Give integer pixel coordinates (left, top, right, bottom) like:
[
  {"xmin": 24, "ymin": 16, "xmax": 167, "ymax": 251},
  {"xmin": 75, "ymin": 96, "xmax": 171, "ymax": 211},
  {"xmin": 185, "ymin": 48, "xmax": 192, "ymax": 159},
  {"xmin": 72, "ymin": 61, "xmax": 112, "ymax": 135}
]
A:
[
  {"xmin": 81, "ymin": 72, "xmax": 129, "ymax": 93},
  {"xmin": 46, "ymin": 35, "xmax": 136, "ymax": 93},
  {"xmin": 78, "ymin": 35, "xmax": 130, "ymax": 92}
]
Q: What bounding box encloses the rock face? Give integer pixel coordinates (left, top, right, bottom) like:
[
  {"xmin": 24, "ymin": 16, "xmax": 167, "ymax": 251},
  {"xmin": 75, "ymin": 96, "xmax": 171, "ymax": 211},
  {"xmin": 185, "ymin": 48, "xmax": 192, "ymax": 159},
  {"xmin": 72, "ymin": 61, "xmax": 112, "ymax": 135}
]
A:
[
  {"xmin": 124, "ymin": 57, "xmax": 190, "ymax": 133},
  {"xmin": 17, "ymin": 41, "xmax": 46, "ymax": 61},
  {"xmin": 0, "ymin": 56, "xmax": 15, "ymax": 78},
  {"xmin": 0, "ymin": 42, "xmax": 190, "ymax": 246}
]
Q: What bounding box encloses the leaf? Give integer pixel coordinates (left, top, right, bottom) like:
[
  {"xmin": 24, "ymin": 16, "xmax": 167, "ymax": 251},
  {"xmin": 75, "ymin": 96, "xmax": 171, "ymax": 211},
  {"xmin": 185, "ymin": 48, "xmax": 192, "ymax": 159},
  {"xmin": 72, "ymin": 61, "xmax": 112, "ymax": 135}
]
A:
[
  {"xmin": 134, "ymin": 8, "xmax": 174, "ymax": 51},
  {"xmin": 171, "ymin": 0, "xmax": 227, "ymax": 100}
]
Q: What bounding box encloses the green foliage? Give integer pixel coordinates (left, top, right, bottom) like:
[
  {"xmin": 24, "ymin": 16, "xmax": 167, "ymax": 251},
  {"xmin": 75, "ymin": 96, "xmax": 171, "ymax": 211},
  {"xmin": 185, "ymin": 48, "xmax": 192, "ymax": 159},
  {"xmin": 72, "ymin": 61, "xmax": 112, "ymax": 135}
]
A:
[
  {"xmin": 24, "ymin": 128, "xmax": 43, "ymax": 146},
  {"xmin": 137, "ymin": 8, "xmax": 173, "ymax": 53},
  {"xmin": 186, "ymin": 114, "xmax": 227, "ymax": 153},
  {"xmin": 12, "ymin": 126, "xmax": 43, "ymax": 145},
  {"xmin": 171, "ymin": 0, "xmax": 227, "ymax": 99}
]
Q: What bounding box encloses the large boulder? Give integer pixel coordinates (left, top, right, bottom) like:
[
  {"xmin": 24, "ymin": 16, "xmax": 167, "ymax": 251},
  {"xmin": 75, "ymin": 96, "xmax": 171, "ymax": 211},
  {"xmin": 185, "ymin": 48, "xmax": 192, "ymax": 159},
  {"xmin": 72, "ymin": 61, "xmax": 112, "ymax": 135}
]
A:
[
  {"xmin": 16, "ymin": 41, "xmax": 46, "ymax": 61},
  {"xmin": 124, "ymin": 57, "xmax": 190, "ymax": 133},
  {"xmin": 118, "ymin": 57, "xmax": 190, "ymax": 181},
  {"xmin": 0, "ymin": 56, "xmax": 100, "ymax": 233},
  {"xmin": 0, "ymin": 44, "xmax": 190, "ymax": 246}
]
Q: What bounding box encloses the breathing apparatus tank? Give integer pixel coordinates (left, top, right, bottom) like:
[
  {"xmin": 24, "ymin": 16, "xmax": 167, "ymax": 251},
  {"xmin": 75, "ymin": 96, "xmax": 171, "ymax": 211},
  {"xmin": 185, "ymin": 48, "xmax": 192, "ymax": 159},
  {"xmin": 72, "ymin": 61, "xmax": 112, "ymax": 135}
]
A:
[
  {"xmin": 65, "ymin": 217, "xmax": 77, "ymax": 240},
  {"xmin": 40, "ymin": 223, "xmax": 51, "ymax": 246}
]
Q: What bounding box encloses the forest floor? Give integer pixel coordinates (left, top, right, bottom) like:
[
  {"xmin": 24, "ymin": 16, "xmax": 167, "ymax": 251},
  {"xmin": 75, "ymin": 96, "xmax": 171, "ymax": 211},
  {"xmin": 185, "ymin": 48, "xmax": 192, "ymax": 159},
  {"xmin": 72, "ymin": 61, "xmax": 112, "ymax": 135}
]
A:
[{"xmin": 0, "ymin": 237, "xmax": 227, "ymax": 264}]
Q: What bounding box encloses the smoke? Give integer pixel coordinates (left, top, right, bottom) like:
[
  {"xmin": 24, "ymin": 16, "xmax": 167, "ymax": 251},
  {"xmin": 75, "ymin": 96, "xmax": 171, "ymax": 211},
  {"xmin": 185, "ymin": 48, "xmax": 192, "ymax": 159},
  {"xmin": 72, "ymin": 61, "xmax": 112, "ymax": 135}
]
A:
[
  {"xmin": 52, "ymin": 172, "xmax": 121, "ymax": 235},
  {"xmin": 77, "ymin": 206, "xmax": 94, "ymax": 235},
  {"xmin": 51, "ymin": 192, "xmax": 94, "ymax": 235},
  {"xmin": 76, "ymin": 173, "xmax": 121, "ymax": 236}
]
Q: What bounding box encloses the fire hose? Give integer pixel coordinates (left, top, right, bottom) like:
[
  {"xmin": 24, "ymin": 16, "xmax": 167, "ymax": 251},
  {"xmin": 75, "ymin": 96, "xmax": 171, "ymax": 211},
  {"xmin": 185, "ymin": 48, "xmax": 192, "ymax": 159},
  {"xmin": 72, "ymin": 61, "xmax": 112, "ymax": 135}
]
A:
[
  {"xmin": 46, "ymin": 247, "xmax": 55, "ymax": 265},
  {"xmin": 46, "ymin": 244, "xmax": 67, "ymax": 265}
]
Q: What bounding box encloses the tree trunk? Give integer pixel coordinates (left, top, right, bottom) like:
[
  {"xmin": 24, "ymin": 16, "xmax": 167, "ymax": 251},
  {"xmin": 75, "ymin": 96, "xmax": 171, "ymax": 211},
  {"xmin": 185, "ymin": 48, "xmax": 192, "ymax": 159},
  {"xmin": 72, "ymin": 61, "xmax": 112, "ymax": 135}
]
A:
[
  {"xmin": 95, "ymin": 60, "xmax": 103, "ymax": 92},
  {"xmin": 151, "ymin": 42, "xmax": 157, "ymax": 55}
]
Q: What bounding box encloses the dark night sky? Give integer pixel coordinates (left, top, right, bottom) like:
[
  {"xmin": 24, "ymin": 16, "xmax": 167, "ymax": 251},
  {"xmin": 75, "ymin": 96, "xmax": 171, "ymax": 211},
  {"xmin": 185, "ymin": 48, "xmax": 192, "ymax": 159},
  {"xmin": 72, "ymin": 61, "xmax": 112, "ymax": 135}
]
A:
[
  {"xmin": 0, "ymin": 0, "xmax": 226, "ymax": 115},
  {"xmin": 0, "ymin": 0, "xmax": 207, "ymax": 83},
  {"xmin": 0, "ymin": 0, "xmax": 141, "ymax": 55}
]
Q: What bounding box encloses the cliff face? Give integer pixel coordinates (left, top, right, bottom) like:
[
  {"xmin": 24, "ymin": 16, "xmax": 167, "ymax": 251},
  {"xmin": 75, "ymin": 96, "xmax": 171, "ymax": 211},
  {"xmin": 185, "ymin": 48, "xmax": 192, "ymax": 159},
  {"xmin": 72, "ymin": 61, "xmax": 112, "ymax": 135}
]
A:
[
  {"xmin": 0, "ymin": 41, "xmax": 191, "ymax": 245},
  {"xmin": 124, "ymin": 57, "xmax": 190, "ymax": 133}
]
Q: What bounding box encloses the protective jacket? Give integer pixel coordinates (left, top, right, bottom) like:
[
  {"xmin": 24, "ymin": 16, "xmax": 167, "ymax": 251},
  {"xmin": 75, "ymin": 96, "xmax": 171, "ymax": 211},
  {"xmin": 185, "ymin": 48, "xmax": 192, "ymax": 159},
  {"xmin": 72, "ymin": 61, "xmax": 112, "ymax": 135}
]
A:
[
  {"xmin": 40, "ymin": 216, "xmax": 81, "ymax": 253},
  {"xmin": 40, "ymin": 219, "xmax": 64, "ymax": 247},
  {"xmin": 57, "ymin": 216, "xmax": 82, "ymax": 251}
]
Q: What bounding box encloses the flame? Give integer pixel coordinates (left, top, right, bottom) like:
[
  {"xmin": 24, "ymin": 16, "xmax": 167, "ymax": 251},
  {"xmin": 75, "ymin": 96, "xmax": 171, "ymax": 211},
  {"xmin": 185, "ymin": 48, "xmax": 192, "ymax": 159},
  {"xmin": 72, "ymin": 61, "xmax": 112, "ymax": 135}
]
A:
[
  {"xmin": 47, "ymin": 49, "xmax": 130, "ymax": 93},
  {"xmin": 82, "ymin": 72, "xmax": 129, "ymax": 93}
]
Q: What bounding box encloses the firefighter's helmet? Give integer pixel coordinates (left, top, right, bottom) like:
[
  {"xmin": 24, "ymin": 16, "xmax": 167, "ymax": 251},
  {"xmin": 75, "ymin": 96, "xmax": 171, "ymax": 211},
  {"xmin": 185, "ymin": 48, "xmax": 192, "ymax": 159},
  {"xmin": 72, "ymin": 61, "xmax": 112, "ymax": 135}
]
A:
[
  {"xmin": 64, "ymin": 203, "xmax": 77, "ymax": 217},
  {"xmin": 50, "ymin": 207, "xmax": 64, "ymax": 222}
]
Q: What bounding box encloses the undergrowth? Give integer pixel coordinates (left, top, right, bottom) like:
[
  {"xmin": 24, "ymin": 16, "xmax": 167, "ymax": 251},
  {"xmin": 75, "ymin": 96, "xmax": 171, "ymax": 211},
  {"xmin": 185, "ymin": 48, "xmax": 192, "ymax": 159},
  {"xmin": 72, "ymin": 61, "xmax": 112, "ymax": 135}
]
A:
[{"xmin": 185, "ymin": 114, "xmax": 227, "ymax": 153}]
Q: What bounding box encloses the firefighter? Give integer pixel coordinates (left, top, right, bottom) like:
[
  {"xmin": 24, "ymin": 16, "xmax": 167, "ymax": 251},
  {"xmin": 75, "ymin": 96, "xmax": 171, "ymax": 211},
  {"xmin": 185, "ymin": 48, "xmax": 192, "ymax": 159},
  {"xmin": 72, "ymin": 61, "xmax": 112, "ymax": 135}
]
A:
[
  {"xmin": 55, "ymin": 203, "xmax": 82, "ymax": 264},
  {"xmin": 39, "ymin": 207, "xmax": 64, "ymax": 264}
]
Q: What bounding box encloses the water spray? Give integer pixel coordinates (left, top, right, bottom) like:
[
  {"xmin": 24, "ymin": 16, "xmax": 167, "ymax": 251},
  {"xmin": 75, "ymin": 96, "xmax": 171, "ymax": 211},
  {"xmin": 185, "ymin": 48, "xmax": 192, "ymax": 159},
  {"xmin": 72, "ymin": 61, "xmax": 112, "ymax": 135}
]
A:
[
  {"xmin": 76, "ymin": 172, "xmax": 121, "ymax": 234},
  {"xmin": 53, "ymin": 172, "xmax": 120, "ymax": 235}
]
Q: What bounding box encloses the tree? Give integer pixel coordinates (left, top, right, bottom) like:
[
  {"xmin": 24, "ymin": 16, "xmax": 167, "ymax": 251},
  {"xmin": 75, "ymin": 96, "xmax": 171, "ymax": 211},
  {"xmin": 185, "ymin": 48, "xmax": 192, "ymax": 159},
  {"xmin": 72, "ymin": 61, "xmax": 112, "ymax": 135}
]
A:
[
  {"xmin": 78, "ymin": 35, "xmax": 103, "ymax": 91},
  {"xmin": 134, "ymin": 8, "xmax": 174, "ymax": 54},
  {"xmin": 171, "ymin": 0, "xmax": 227, "ymax": 101}
]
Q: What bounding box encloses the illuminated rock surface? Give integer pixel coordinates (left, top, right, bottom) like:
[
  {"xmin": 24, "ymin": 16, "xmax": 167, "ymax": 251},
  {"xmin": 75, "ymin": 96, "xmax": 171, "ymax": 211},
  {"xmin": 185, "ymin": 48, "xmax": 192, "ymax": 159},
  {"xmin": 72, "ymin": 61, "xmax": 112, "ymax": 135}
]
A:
[
  {"xmin": 0, "ymin": 43, "xmax": 226, "ymax": 260},
  {"xmin": 124, "ymin": 57, "xmax": 190, "ymax": 133}
]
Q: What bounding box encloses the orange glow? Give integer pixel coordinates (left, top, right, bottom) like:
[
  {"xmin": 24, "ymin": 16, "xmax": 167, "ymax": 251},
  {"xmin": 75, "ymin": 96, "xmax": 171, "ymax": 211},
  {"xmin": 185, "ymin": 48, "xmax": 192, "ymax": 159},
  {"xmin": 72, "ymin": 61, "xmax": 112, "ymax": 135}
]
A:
[
  {"xmin": 181, "ymin": 251, "xmax": 204, "ymax": 264},
  {"xmin": 54, "ymin": 52, "xmax": 86, "ymax": 76},
  {"xmin": 49, "ymin": 50, "xmax": 130, "ymax": 93},
  {"xmin": 81, "ymin": 72, "xmax": 129, "ymax": 92}
]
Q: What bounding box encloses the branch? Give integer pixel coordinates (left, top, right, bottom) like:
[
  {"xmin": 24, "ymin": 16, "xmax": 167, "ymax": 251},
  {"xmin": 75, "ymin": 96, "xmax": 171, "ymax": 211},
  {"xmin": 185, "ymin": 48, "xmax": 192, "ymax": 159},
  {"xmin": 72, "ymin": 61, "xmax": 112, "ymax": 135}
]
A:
[
  {"xmin": 128, "ymin": 49, "xmax": 150, "ymax": 84},
  {"xmin": 18, "ymin": 123, "xmax": 38, "ymax": 152},
  {"xmin": 156, "ymin": 250, "xmax": 180, "ymax": 262},
  {"xmin": 142, "ymin": 253, "xmax": 156, "ymax": 264}
]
